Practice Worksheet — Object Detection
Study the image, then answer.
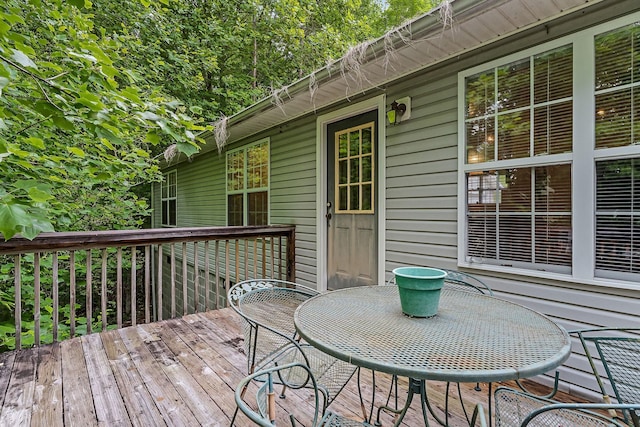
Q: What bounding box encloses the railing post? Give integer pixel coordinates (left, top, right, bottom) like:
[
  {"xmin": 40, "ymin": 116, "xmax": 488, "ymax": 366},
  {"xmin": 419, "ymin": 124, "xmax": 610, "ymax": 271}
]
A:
[{"xmin": 286, "ymin": 228, "xmax": 296, "ymax": 283}]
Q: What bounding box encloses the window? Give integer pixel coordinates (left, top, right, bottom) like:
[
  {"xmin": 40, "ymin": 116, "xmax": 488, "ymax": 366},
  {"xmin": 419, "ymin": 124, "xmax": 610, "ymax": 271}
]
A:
[
  {"xmin": 335, "ymin": 122, "xmax": 375, "ymax": 213},
  {"xmin": 226, "ymin": 140, "xmax": 269, "ymax": 226},
  {"xmin": 458, "ymin": 14, "xmax": 640, "ymax": 285},
  {"xmin": 161, "ymin": 170, "xmax": 177, "ymax": 227}
]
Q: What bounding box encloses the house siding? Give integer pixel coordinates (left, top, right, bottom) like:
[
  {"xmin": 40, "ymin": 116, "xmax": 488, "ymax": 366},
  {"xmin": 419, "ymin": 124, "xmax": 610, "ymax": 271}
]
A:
[
  {"xmin": 156, "ymin": 0, "xmax": 640, "ymax": 401},
  {"xmin": 379, "ymin": 6, "xmax": 640, "ymax": 399}
]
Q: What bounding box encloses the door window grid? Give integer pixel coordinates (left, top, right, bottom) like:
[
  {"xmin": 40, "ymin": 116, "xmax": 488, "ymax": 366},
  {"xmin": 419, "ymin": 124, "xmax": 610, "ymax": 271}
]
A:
[{"xmin": 335, "ymin": 122, "xmax": 375, "ymax": 214}]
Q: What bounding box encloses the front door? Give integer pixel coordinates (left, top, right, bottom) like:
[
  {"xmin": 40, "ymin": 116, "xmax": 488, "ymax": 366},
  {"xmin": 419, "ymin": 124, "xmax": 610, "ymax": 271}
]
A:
[{"xmin": 326, "ymin": 110, "xmax": 378, "ymax": 290}]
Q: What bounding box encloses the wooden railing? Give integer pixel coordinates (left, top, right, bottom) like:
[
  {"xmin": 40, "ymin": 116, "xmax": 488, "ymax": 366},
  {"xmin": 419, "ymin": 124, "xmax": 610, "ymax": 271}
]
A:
[{"xmin": 0, "ymin": 225, "xmax": 295, "ymax": 350}]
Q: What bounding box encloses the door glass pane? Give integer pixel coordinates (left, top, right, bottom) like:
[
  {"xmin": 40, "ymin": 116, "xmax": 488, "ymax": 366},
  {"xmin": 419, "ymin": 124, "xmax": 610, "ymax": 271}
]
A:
[
  {"xmin": 338, "ymin": 134, "xmax": 348, "ymax": 158},
  {"xmin": 362, "ymin": 184, "xmax": 372, "ymax": 211},
  {"xmin": 339, "ymin": 160, "xmax": 348, "ymax": 184},
  {"xmin": 338, "ymin": 186, "xmax": 348, "ymax": 211},
  {"xmin": 362, "ymin": 156, "xmax": 372, "ymax": 182},
  {"xmin": 362, "ymin": 128, "xmax": 372, "ymax": 154},
  {"xmin": 350, "ymin": 131, "xmax": 360, "ymax": 156},
  {"xmin": 350, "ymin": 158, "xmax": 359, "ymax": 184},
  {"xmin": 350, "ymin": 185, "xmax": 360, "ymax": 210}
]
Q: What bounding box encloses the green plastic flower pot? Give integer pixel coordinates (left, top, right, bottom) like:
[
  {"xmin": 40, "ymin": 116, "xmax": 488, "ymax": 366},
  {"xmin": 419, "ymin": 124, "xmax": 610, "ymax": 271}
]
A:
[{"xmin": 393, "ymin": 267, "xmax": 447, "ymax": 318}]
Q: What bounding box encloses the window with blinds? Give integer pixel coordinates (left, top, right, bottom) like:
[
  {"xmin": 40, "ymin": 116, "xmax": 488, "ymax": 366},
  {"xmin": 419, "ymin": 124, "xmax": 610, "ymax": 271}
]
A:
[
  {"xmin": 460, "ymin": 15, "xmax": 640, "ymax": 283},
  {"xmin": 594, "ymin": 22, "xmax": 640, "ymax": 279},
  {"xmin": 463, "ymin": 45, "xmax": 573, "ymax": 273},
  {"xmin": 226, "ymin": 140, "xmax": 269, "ymax": 226}
]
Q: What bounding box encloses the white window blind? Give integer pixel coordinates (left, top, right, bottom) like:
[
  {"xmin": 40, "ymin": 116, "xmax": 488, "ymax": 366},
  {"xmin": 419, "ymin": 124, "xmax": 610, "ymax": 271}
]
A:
[
  {"xmin": 464, "ymin": 45, "xmax": 573, "ymax": 273},
  {"xmin": 594, "ymin": 22, "xmax": 640, "ymax": 279}
]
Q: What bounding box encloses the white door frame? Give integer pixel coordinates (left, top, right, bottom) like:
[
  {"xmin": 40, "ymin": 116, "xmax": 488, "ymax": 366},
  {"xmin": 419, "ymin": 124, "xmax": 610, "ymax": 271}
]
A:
[{"xmin": 315, "ymin": 95, "xmax": 387, "ymax": 291}]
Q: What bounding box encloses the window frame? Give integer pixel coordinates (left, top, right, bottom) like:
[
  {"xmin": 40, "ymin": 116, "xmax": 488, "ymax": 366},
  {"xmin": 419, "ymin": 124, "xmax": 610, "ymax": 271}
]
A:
[
  {"xmin": 457, "ymin": 12, "xmax": 640, "ymax": 290},
  {"xmin": 161, "ymin": 170, "xmax": 177, "ymax": 227},
  {"xmin": 225, "ymin": 138, "xmax": 270, "ymax": 226}
]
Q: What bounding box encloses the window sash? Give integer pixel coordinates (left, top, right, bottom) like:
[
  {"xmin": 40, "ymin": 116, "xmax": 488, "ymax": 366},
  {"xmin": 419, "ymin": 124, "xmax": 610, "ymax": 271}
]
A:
[
  {"xmin": 458, "ymin": 13, "xmax": 640, "ymax": 285},
  {"xmin": 161, "ymin": 171, "xmax": 177, "ymax": 227},
  {"xmin": 226, "ymin": 140, "xmax": 269, "ymax": 226}
]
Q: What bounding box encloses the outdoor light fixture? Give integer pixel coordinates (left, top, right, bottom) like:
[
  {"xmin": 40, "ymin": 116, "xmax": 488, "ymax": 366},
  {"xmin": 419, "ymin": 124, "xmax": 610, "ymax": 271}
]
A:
[{"xmin": 387, "ymin": 96, "xmax": 411, "ymax": 125}]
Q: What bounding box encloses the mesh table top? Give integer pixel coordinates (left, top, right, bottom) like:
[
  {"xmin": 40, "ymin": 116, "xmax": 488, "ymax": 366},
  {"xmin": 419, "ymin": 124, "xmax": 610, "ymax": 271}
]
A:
[{"xmin": 294, "ymin": 286, "xmax": 571, "ymax": 382}]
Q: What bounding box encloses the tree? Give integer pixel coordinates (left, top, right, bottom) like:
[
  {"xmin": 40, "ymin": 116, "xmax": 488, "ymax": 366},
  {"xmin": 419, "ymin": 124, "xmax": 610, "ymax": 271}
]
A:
[{"xmin": 0, "ymin": 0, "xmax": 206, "ymax": 240}]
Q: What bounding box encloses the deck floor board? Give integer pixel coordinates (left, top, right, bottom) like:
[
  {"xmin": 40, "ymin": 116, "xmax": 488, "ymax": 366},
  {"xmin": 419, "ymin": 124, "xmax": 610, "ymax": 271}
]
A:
[{"xmin": 0, "ymin": 307, "xmax": 590, "ymax": 426}]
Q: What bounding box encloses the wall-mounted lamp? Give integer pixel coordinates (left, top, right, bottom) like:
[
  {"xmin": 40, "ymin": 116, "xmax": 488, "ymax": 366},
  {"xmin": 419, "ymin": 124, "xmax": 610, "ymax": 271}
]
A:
[{"xmin": 387, "ymin": 96, "xmax": 411, "ymax": 125}]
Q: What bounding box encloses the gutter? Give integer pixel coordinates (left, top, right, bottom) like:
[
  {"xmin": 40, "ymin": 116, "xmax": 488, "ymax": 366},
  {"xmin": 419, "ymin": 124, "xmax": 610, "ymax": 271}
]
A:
[{"xmin": 198, "ymin": 0, "xmax": 492, "ymax": 143}]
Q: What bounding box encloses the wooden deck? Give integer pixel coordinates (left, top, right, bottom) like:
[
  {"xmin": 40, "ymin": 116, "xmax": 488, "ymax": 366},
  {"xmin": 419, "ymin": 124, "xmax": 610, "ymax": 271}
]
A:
[{"xmin": 0, "ymin": 307, "xmax": 587, "ymax": 426}]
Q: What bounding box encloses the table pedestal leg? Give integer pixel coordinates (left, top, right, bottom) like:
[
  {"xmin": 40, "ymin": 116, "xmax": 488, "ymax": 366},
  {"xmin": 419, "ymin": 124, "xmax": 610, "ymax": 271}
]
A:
[{"xmin": 375, "ymin": 378, "xmax": 450, "ymax": 427}]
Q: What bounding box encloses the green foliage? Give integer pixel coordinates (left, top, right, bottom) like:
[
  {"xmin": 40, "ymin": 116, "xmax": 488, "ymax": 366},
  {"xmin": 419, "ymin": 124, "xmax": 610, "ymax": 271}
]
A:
[{"xmin": 0, "ymin": 0, "xmax": 207, "ymax": 240}]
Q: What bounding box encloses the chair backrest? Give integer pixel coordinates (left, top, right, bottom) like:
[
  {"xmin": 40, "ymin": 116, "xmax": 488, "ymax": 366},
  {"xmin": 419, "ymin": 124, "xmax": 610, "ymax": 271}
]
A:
[
  {"xmin": 494, "ymin": 387, "xmax": 627, "ymax": 427},
  {"xmin": 575, "ymin": 328, "xmax": 640, "ymax": 426},
  {"xmin": 228, "ymin": 279, "xmax": 319, "ymax": 374},
  {"xmin": 440, "ymin": 268, "xmax": 493, "ymax": 295},
  {"xmin": 387, "ymin": 268, "xmax": 493, "ymax": 295},
  {"xmin": 234, "ymin": 362, "xmax": 321, "ymax": 427}
]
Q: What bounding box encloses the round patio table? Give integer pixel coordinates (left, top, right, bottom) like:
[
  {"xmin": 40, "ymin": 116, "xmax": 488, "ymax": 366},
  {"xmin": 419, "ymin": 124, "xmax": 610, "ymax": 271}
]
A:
[{"xmin": 293, "ymin": 285, "xmax": 571, "ymax": 426}]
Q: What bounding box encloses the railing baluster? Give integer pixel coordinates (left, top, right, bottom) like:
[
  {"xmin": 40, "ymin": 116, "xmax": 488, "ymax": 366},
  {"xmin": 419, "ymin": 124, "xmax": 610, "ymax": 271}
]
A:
[
  {"xmin": 117, "ymin": 247, "xmax": 123, "ymax": 329},
  {"xmin": 34, "ymin": 253, "xmax": 41, "ymax": 346},
  {"xmin": 70, "ymin": 251, "xmax": 76, "ymax": 338},
  {"xmin": 194, "ymin": 241, "xmax": 199, "ymax": 313},
  {"xmin": 156, "ymin": 244, "xmax": 163, "ymax": 321},
  {"xmin": 253, "ymin": 238, "xmax": 257, "ymax": 279},
  {"xmin": 182, "ymin": 242, "xmax": 188, "ymax": 316},
  {"xmin": 145, "ymin": 245, "xmax": 150, "ymax": 324},
  {"xmin": 14, "ymin": 254, "xmax": 21, "ymax": 349},
  {"xmin": 86, "ymin": 250, "xmax": 92, "ymax": 335},
  {"xmin": 278, "ymin": 236, "xmax": 283, "ymax": 280},
  {"xmin": 244, "ymin": 239, "xmax": 249, "ymax": 281},
  {"xmin": 235, "ymin": 239, "xmax": 239, "ymax": 284},
  {"xmin": 269, "ymin": 237, "xmax": 282, "ymax": 280},
  {"xmin": 204, "ymin": 241, "xmax": 210, "ymax": 310},
  {"xmin": 261, "ymin": 238, "xmax": 266, "ymax": 278},
  {"xmin": 53, "ymin": 252, "xmax": 59, "ymax": 343},
  {"xmin": 101, "ymin": 248, "xmax": 108, "ymax": 332},
  {"xmin": 131, "ymin": 247, "xmax": 137, "ymax": 327},
  {"xmin": 215, "ymin": 240, "xmax": 220, "ymax": 309},
  {"xmin": 171, "ymin": 243, "xmax": 176, "ymax": 318},
  {"xmin": 224, "ymin": 240, "xmax": 231, "ymax": 300}
]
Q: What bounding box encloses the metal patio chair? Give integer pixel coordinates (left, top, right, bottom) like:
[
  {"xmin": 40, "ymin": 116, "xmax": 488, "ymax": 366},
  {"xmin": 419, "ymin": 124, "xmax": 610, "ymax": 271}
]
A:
[
  {"xmin": 470, "ymin": 386, "xmax": 635, "ymax": 426},
  {"xmin": 233, "ymin": 362, "xmax": 367, "ymax": 427},
  {"xmin": 573, "ymin": 327, "xmax": 640, "ymax": 427},
  {"xmin": 386, "ymin": 268, "xmax": 494, "ymax": 424},
  {"xmin": 228, "ymin": 279, "xmax": 358, "ymax": 423}
]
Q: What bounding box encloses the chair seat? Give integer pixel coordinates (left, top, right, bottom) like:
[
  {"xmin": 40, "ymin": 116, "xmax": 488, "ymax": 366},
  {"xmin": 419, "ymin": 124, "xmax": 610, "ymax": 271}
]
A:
[
  {"xmin": 494, "ymin": 387, "xmax": 620, "ymax": 427},
  {"xmin": 320, "ymin": 411, "xmax": 368, "ymax": 426},
  {"xmin": 262, "ymin": 343, "xmax": 356, "ymax": 403}
]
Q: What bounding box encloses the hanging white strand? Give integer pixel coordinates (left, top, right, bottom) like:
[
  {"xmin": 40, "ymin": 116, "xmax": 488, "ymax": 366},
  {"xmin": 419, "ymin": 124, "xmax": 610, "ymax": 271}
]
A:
[
  {"xmin": 308, "ymin": 72, "xmax": 319, "ymax": 112},
  {"xmin": 163, "ymin": 144, "xmax": 179, "ymax": 162},
  {"xmin": 271, "ymin": 85, "xmax": 290, "ymax": 115},
  {"xmin": 213, "ymin": 115, "xmax": 229, "ymax": 152}
]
